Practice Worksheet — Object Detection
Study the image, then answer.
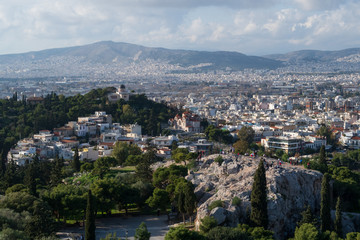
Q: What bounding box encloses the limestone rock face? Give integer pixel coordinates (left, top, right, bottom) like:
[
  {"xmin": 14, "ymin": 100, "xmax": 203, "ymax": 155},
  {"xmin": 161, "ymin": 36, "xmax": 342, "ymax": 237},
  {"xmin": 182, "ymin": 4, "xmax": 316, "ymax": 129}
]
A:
[{"xmin": 191, "ymin": 154, "xmax": 323, "ymax": 239}]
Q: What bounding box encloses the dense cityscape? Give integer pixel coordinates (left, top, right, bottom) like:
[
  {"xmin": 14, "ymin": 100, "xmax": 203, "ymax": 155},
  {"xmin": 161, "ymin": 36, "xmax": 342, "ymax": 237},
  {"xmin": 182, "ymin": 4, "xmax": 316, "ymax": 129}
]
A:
[{"xmin": 1, "ymin": 0, "xmax": 360, "ymax": 239}]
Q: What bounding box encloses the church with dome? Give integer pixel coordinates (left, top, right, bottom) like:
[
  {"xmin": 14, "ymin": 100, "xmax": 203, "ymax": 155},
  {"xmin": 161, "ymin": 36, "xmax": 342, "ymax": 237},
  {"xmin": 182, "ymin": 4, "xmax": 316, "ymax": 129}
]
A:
[{"xmin": 107, "ymin": 85, "xmax": 130, "ymax": 103}]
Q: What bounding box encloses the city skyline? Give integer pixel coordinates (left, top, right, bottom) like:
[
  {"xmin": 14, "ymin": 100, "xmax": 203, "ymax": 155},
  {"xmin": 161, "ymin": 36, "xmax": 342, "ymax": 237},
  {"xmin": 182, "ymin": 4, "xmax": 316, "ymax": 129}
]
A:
[{"xmin": 0, "ymin": 0, "xmax": 359, "ymax": 56}]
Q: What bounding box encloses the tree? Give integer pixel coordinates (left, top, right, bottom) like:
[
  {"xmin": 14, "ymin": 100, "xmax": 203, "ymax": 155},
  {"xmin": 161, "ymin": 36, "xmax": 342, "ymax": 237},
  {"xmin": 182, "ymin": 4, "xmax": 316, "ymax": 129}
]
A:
[
  {"xmin": 317, "ymin": 125, "xmax": 334, "ymax": 145},
  {"xmin": 320, "ymin": 173, "xmax": 331, "ymax": 232},
  {"xmin": 334, "ymin": 197, "xmax": 342, "ymax": 237},
  {"xmin": 135, "ymin": 157, "xmax": 153, "ymax": 183},
  {"xmin": 92, "ymin": 157, "xmax": 111, "ymax": 179},
  {"xmin": 72, "ymin": 148, "xmax": 81, "ymax": 172},
  {"xmin": 134, "ymin": 222, "xmax": 151, "ymax": 240},
  {"xmin": 233, "ymin": 140, "xmax": 249, "ymax": 155},
  {"xmin": 85, "ymin": 190, "xmax": 96, "ymax": 240},
  {"xmin": 25, "ymin": 200, "xmax": 56, "ymax": 239},
  {"xmin": 24, "ymin": 161, "xmax": 37, "ymax": 196},
  {"xmin": 91, "ymin": 178, "xmax": 117, "ymax": 215},
  {"xmin": 50, "ymin": 156, "xmax": 64, "ymax": 186},
  {"xmin": 294, "ymin": 223, "xmax": 320, "ymax": 240},
  {"xmin": 0, "ymin": 192, "xmax": 55, "ymax": 238},
  {"xmin": 112, "ymin": 142, "xmax": 142, "ymax": 165},
  {"xmin": 319, "ymin": 146, "xmax": 326, "ymax": 165},
  {"xmin": 250, "ymin": 159, "xmax": 268, "ymax": 228},
  {"xmin": 3, "ymin": 160, "xmax": 20, "ymax": 190},
  {"xmin": 200, "ymin": 216, "xmax": 218, "ymax": 234},
  {"xmin": 175, "ymin": 181, "xmax": 197, "ymax": 224},
  {"xmin": 172, "ymin": 148, "xmax": 189, "ymax": 165},
  {"xmin": 238, "ymin": 126, "xmax": 255, "ymax": 145},
  {"xmin": 146, "ymin": 188, "xmax": 170, "ymax": 214},
  {"xmin": 171, "ymin": 140, "xmax": 178, "ymax": 150}
]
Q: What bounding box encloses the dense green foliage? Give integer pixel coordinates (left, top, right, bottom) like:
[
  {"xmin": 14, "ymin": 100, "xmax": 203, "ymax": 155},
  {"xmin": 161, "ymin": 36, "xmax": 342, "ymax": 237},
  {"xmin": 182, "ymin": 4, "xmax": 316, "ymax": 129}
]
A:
[
  {"xmin": 214, "ymin": 155, "xmax": 224, "ymax": 166},
  {"xmin": 169, "ymin": 224, "xmax": 273, "ymax": 240},
  {"xmin": 205, "ymin": 125, "xmax": 233, "ymax": 144},
  {"xmin": 233, "ymin": 126, "xmax": 255, "ymax": 154},
  {"xmin": 0, "ymin": 192, "xmax": 56, "ymax": 239},
  {"xmin": 175, "ymin": 180, "xmax": 197, "ymax": 223},
  {"xmin": 0, "ymin": 89, "xmax": 177, "ymax": 161},
  {"xmin": 200, "ymin": 216, "xmax": 218, "ymax": 233},
  {"xmin": 317, "ymin": 125, "xmax": 335, "ymax": 145},
  {"xmin": 250, "ymin": 159, "xmax": 268, "ymax": 228},
  {"xmin": 293, "ymin": 223, "xmax": 320, "ymax": 240},
  {"xmin": 232, "ymin": 196, "xmax": 242, "ymax": 207},
  {"xmin": 165, "ymin": 226, "xmax": 206, "ymax": 240}
]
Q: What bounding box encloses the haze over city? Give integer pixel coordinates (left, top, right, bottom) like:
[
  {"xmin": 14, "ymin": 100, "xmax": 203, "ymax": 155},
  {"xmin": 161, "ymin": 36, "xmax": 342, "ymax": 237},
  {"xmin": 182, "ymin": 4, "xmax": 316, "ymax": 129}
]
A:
[{"xmin": 1, "ymin": 0, "xmax": 360, "ymax": 55}]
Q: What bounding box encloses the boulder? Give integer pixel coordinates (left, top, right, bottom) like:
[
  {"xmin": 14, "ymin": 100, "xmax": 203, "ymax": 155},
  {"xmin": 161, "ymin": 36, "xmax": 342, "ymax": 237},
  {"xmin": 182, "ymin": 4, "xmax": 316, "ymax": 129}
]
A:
[
  {"xmin": 210, "ymin": 207, "xmax": 227, "ymax": 225},
  {"xmin": 192, "ymin": 154, "xmax": 323, "ymax": 239}
]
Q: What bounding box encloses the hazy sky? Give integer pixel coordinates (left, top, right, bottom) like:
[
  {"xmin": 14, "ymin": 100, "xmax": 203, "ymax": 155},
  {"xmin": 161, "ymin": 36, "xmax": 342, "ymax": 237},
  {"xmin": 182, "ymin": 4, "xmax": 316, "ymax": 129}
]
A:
[{"xmin": 0, "ymin": 0, "xmax": 359, "ymax": 55}]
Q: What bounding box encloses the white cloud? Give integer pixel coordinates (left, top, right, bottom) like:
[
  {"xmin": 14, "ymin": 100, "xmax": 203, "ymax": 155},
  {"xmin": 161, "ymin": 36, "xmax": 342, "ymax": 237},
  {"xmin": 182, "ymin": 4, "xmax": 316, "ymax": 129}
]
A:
[{"xmin": 0, "ymin": 0, "xmax": 359, "ymax": 55}]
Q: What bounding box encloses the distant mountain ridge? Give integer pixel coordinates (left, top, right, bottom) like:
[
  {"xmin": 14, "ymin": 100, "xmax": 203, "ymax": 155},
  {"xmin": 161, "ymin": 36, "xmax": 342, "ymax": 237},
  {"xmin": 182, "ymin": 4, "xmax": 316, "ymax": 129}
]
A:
[
  {"xmin": 0, "ymin": 41, "xmax": 283, "ymax": 73},
  {"xmin": 264, "ymin": 48, "xmax": 360, "ymax": 63},
  {"xmin": 1, "ymin": 41, "xmax": 360, "ymax": 78}
]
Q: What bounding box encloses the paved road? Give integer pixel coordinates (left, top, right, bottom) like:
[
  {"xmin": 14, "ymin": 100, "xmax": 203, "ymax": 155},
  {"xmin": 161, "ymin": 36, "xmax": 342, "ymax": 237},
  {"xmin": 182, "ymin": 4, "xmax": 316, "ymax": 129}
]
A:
[{"xmin": 57, "ymin": 215, "xmax": 169, "ymax": 240}]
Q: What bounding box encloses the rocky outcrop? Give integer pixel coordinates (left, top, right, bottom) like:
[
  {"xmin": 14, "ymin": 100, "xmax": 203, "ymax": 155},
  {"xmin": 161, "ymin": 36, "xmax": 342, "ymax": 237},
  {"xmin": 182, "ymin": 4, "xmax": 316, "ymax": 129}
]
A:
[{"xmin": 189, "ymin": 154, "xmax": 323, "ymax": 239}]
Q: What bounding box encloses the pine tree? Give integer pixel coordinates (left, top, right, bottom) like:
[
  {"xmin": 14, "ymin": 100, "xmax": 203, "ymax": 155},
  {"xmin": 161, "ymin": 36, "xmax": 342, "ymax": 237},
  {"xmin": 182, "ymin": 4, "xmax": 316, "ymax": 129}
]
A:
[
  {"xmin": 250, "ymin": 159, "xmax": 268, "ymax": 228},
  {"xmin": 334, "ymin": 196, "xmax": 342, "ymax": 237},
  {"xmin": 85, "ymin": 190, "xmax": 96, "ymax": 240},
  {"xmin": 320, "ymin": 173, "xmax": 331, "ymax": 232},
  {"xmin": 72, "ymin": 148, "xmax": 81, "ymax": 172},
  {"xmin": 134, "ymin": 222, "xmax": 151, "ymax": 240}
]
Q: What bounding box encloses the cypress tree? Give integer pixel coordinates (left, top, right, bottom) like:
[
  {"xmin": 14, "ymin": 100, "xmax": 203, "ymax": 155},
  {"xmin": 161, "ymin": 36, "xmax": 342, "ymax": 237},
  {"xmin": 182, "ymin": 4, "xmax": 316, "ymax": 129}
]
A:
[
  {"xmin": 319, "ymin": 146, "xmax": 328, "ymax": 173},
  {"xmin": 320, "ymin": 173, "xmax": 331, "ymax": 232},
  {"xmin": 24, "ymin": 162, "xmax": 37, "ymax": 196},
  {"xmin": 85, "ymin": 190, "xmax": 96, "ymax": 240},
  {"xmin": 334, "ymin": 196, "xmax": 342, "ymax": 237},
  {"xmin": 72, "ymin": 148, "xmax": 81, "ymax": 172},
  {"xmin": 184, "ymin": 181, "xmax": 197, "ymax": 224},
  {"xmin": 250, "ymin": 159, "xmax": 268, "ymax": 228},
  {"xmin": 319, "ymin": 145, "xmax": 326, "ymax": 165}
]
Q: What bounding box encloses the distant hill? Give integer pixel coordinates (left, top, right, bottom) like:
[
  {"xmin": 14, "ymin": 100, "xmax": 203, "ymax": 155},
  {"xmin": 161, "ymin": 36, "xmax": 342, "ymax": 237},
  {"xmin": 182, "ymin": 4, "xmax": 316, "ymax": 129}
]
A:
[
  {"xmin": 0, "ymin": 41, "xmax": 283, "ymax": 75},
  {"xmin": 264, "ymin": 48, "xmax": 360, "ymax": 64}
]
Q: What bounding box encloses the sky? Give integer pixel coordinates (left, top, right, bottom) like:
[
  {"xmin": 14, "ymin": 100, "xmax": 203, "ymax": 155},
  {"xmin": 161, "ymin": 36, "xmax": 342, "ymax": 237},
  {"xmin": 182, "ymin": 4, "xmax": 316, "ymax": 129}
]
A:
[{"xmin": 0, "ymin": 0, "xmax": 360, "ymax": 55}]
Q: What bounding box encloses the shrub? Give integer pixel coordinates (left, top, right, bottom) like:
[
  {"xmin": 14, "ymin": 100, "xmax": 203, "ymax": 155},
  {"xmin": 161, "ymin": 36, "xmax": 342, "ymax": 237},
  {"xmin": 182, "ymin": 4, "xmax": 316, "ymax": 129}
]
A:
[
  {"xmin": 208, "ymin": 200, "xmax": 224, "ymax": 211},
  {"xmin": 232, "ymin": 197, "xmax": 242, "ymax": 207},
  {"xmin": 200, "ymin": 216, "xmax": 218, "ymax": 233},
  {"xmin": 214, "ymin": 156, "xmax": 224, "ymax": 166}
]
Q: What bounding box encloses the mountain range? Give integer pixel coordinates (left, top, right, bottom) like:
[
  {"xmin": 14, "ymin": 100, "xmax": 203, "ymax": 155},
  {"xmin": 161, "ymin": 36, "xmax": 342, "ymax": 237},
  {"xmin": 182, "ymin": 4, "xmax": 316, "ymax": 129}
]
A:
[{"xmin": 0, "ymin": 41, "xmax": 359, "ymax": 77}]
